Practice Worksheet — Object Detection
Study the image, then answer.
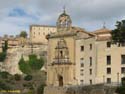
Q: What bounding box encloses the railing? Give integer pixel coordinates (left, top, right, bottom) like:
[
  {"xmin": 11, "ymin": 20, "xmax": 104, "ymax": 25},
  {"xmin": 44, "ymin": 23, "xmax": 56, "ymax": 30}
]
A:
[
  {"xmin": 52, "ymin": 60, "xmax": 72, "ymax": 65},
  {"xmin": 77, "ymin": 82, "xmax": 122, "ymax": 87},
  {"xmin": 104, "ymin": 82, "xmax": 121, "ymax": 87}
]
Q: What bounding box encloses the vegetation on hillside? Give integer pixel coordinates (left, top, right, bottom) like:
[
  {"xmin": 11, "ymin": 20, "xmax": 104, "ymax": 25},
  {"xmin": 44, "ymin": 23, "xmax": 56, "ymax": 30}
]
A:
[
  {"xmin": 0, "ymin": 71, "xmax": 10, "ymax": 79},
  {"xmin": 24, "ymin": 75, "xmax": 32, "ymax": 81},
  {"xmin": 18, "ymin": 54, "xmax": 44, "ymax": 74},
  {"xmin": 0, "ymin": 72, "xmax": 12, "ymax": 90},
  {"xmin": 19, "ymin": 56, "xmax": 32, "ymax": 74},
  {"xmin": 116, "ymin": 77, "xmax": 125, "ymax": 94},
  {"xmin": 18, "ymin": 54, "xmax": 46, "ymax": 94},
  {"xmin": 0, "ymin": 71, "xmax": 46, "ymax": 94},
  {"xmin": 111, "ymin": 20, "xmax": 125, "ymax": 46}
]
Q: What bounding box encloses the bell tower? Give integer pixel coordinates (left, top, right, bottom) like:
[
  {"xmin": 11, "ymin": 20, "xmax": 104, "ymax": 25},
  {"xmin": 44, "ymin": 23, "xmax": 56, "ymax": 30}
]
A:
[{"xmin": 56, "ymin": 8, "xmax": 72, "ymax": 32}]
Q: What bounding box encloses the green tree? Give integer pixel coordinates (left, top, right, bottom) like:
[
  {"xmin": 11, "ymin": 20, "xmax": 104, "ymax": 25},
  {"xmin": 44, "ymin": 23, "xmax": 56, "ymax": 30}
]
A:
[
  {"xmin": 20, "ymin": 31, "xmax": 27, "ymax": 38},
  {"xmin": 18, "ymin": 56, "xmax": 32, "ymax": 74},
  {"xmin": 18, "ymin": 54, "xmax": 44, "ymax": 74},
  {"xmin": 2, "ymin": 40, "xmax": 8, "ymax": 52},
  {"xmin": 0, "ymin": 71, "xmax": 10, "ymax": 79},
  {"xmin": 24, "ymin": 75, "xmax": 32, "ymax": 81},
  {"xmin": 111, "ymin": 20, "xmax": 125, "ymax": 46},
  {"xmin": 0, "ymin": 52, "xmax": 6, "ymax": 62},
  {"xmin": 0, "ymin": 40, "xmax": 8, "ymax": 61},
  {"xmin": 29, "ymin": 54, "xmax": 44, "ymax": 71}
]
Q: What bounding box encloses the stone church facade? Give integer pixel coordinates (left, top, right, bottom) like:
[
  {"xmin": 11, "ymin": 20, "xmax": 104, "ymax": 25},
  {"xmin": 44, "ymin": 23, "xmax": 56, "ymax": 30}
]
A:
[{"xmin": 46, "ymin": 10, "xmax": 95, "ymax": 86}]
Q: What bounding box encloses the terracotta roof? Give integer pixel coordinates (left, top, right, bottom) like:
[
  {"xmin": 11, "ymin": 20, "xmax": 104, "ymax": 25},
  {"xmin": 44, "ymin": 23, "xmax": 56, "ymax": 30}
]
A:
[
  {"xmin": 72, "ymin": 26, "xmax": 95, "ymax": 36},
  {"xmin": 97, "ymin": 36, "xmax": 111, "ymax": 41},
  {"xmin": 93, "ymin": 28, "xmax": 111, "ymax": 34}
]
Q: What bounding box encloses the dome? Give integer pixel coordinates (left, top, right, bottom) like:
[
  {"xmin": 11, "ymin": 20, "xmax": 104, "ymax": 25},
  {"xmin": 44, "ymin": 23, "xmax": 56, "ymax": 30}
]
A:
[{"xmin": 57, "ymin": 9, "xmax": 72, "ymax": 31}]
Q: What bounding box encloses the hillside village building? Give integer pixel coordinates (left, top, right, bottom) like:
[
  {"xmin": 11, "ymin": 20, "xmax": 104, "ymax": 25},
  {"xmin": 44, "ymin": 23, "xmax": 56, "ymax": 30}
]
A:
[
  {"xmin": 30, "ymin": 25, "xmax": 56, "ymax": 44},
  {"xmin": 46, "ymin": 10, "xmax": 125, "ymax": 87}
]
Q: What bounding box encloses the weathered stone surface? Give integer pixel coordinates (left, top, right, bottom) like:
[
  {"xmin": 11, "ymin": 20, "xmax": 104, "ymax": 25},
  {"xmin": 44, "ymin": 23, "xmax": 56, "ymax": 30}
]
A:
[{"xmin": 44, "ymin": 85, "xmax": 117, "ymax": 94}]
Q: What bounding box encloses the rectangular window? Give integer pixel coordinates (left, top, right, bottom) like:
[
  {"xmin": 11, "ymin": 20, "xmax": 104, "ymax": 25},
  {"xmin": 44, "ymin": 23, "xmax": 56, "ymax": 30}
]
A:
[
  {"xmin": 107, "ymin": 78, "xmax": 111, "ymax": 83},
  {"xmin": 121, "ymin": 67, "xmax": 125, "ymax": 74},
  {"xmin": 81, "ymin": 63, "xmax": 84, "ymax": 67},
  {"xmin": 80, "ymin": 69, "xmax": 84, "ymax": 72},
  {"xmin": 80, "ymin": 58, "xmax": 84, "ymax": 63},
  {"xmin": 90, "ymin": 69, "xmax": 92, "ymax": 75},
  {"xmin": 80, "ymin": 46, "xmax": 84, "ymax": 51},
  {"xmin": 121, "ymin": 55, "xmax": 125, "ymax": 64},
  {"xmin": 80, "ymin": 58, "xmax": 84, "ymax": 67},
  {"xmin": 107, "ymin": 56, "xmax": 111, "ymax": 65},
  {"xmin": 90, "ymin": 57, "xmax": 92, "ymax": 66},
  {"xmin": 90, "ymin": 79, "xmax": 92, "ymax": 85},
  {"xmin": 107, "ymin": 68, "xmax": 111, "ymax": 74},
  {"xmin": 107, "ymin": 42, "xmax": 111, "ymax": 48},
  {"xmin": 80, "ymin": 69, "xmax": 84, "ymax": 76},
  {"xmin": 90, "ymin": 44, "xmax": 92, "ymax": 50},
  {"xmin": 80, "ymin": 80, "xmax": 84, "ymax": 84}
]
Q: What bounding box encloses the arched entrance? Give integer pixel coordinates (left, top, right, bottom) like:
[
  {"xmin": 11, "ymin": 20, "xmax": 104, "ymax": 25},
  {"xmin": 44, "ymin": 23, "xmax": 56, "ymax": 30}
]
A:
[{"xmin": 58, "ymin": 75, "xmax": 63, "ymax": 86}]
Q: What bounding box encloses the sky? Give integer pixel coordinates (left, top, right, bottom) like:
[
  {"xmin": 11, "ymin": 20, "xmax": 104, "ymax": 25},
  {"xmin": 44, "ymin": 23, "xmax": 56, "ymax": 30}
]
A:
[{"xmin": 0, "ymin": 0, "xmax": 125, "ymax": 36}]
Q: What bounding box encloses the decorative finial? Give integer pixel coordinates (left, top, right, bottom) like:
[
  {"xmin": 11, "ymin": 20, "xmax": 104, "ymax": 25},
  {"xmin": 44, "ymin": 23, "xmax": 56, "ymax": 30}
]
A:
[
  {"xmin": 63, "ymin": 5, "xmax": 66, "ymax": 13},
  {"xmin": 103, "ymin": 22, "xmax": 106, "ymax": 28}
]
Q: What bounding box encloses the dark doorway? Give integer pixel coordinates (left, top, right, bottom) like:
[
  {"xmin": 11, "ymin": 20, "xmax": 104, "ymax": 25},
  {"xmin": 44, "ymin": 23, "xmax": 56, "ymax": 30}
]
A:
[
  {"xmin": 121, "ymin": 77, "xmax": 125, "ymax": 85},
  {"xmin": 60, "ymin": 51, "xmax": 63, "ymax": 57},
  {"xmin": 58, "ymin": 75, "xmax": 63, "ymax": 86}
]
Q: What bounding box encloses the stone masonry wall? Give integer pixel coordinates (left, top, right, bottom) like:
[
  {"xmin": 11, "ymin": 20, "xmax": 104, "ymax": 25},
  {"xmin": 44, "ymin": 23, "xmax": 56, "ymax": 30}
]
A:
[{"xmin": 44, "ymin": 84, "xmax": 118, "ymax": 94}]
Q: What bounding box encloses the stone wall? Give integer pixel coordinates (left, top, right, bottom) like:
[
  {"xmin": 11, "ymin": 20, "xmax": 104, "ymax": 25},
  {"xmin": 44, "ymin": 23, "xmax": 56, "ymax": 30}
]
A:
[
  {"xmin": 44, "ymin": 84, "xmax": 118, "ymax": 94},
  {"xmin": 3, "ymin": 44, "xmax": 47, "ymax": 74}
]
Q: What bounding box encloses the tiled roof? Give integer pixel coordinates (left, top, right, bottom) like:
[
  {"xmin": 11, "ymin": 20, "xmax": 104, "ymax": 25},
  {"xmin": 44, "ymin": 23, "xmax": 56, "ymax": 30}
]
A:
[
  {"xmin": 72, "ymin": 26, "xmax": 95, "ymax": 36},
  {"xmin": 93, "ymin": 28, "xmax": 111, "ymax": 34},
  {"xmin": 97, "ymin": 36, "xmax": 111, "ymax": 41}
]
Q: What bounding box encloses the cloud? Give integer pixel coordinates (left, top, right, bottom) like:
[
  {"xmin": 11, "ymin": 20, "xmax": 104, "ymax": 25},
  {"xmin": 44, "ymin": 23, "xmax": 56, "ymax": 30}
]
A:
[
  {"xmin": 0, "ymin": 0, "xmax": 125, "ymax": 36},
  {"xmin": 8, "ymin": 8, "xmax": 27, "ymax": 17},
  {"xmin": 0, "ymin": 22, "xmax": 27, "ymax": 35}
]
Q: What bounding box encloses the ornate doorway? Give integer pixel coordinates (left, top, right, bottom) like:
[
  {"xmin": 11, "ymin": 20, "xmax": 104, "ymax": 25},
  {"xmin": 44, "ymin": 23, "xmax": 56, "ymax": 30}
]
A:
[{"xmin": 58, "ymin": 75, "xmax": 63, "ymax": 86}]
